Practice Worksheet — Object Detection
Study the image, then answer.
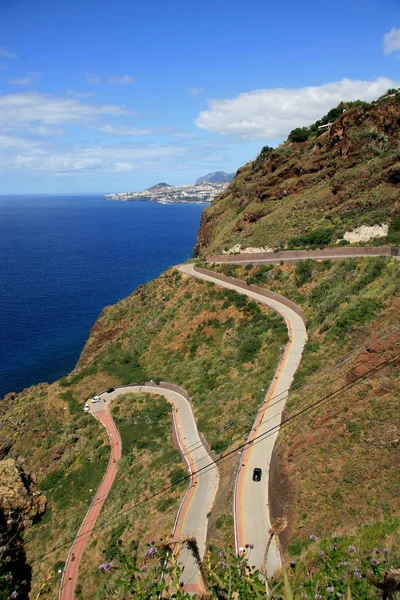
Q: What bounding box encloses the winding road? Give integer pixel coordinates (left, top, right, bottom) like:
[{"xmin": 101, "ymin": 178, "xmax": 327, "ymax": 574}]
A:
[
  {"xmin": 59, "ymin": 383, "xmax": 218, "ymax": 599},
  {"xmin": 179, "ymin": 264, "xmax": 307, "ymax": 578},
  {"xmin": 61, "ymin": 264, "xmax": 308, "ymax": 597},
  {"xmin": 59, "ymin": 247, "xmax": 400, "ymax": 597}
]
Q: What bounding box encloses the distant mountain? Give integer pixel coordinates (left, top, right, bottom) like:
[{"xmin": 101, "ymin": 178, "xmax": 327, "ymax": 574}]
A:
[
  {"xmin": 195, "ymin": 171, "xmax": 235, "ymax": 185},
  {"xmin": 147, "ymin": 182, "xmax": 172, "ymax": 190}
]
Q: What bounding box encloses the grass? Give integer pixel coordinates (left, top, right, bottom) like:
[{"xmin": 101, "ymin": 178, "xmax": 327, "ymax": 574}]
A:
[
  {"xmin": 208, "ymin": 257, "xmax": 400, "ymax": 546},
  {"xmin": 77, "ymin": 392, "xmax": 185, "ymax": 599}
]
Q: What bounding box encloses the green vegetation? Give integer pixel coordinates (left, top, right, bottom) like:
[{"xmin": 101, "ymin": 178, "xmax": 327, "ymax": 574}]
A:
[
  {"xmin": 195, "ymin": 94, "xmax": 399, "ymax": 256},
  {"xmin": 388, "ymin": 215, "xmax": 400, "ymax": 244},
  {"xmin": 90, "ymin": 517, "xmax": 400, "ymax": 598},
  {"xmin": 210, "ymin": 257, "xmax": 400, "ymax": 542},
  {"xmin": 288, "ymin": 227, "xmax": 334, "ymax": 249}
]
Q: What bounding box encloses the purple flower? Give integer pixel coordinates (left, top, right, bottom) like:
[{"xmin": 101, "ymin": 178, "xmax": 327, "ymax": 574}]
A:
[
  {"xmin": 384, "ymin": 548, "xmax": 389, "ymax": 556},
  {"xmin": 145, "ymin": 546, "xmax": 158, "ymax": 557},
  {"xmin": 115, "ymin": 539, "xmax": 122, "ymax": 546},
  {"xmin": 310, "ymin": 534, "xmax": 318, "ymax": 541},
  {"xmin": 289, "ymin": 560, "xmax": 296, "ymax": 568},
  {"xmin": 354, "ymin": 568, "xmax": 362, "ymax": 580},
  {"xmin": 219, "ymin": 550, "xmax": 225, "ymax": 557},
  {"xmin": 315, "ymin": 594, "xmax": 322, "ymax": 599},
  {"xmin": 319, "ymin": 550, "xmax": 325, "ymax": 557},
  {"xmin": 338, "ymin": 561, "xmax": 347, "ymax": 567},
  {"xmin": 218, "ymin": 561, "xmax": 228, "ymax": 569},
  {"xmin": 375, "ymin": 548, "xmax": 380, "ymax": 555},
  {"xmin": 10, "ymin": 593, "xmax": 17, "ymax": 599},
  {"xmin": 349, "ymin": 545, "xmax": 357, "ymax": 553},
  {"xmin": 98, "ymin": 562, "xmax": 113, "ymax": 572},
  {"xmin": 140, "ymin": 565, "xmax": 148, "ymax": 572},
  {"xmin": 326, "ymin": 586, "xmax": 335, "ymax": 593},
  {"xmin": 371, "ymin": 558, "xmax": 379, "ymax": 567}
]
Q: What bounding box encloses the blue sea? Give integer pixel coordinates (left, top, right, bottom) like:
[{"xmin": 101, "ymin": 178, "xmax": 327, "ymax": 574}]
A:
[{"xmin": 0, "ymin": 195, "xmax": 206, "ymax": 398}]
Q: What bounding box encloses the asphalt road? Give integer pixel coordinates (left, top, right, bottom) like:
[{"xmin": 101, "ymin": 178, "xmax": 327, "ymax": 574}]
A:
[
  {"xmin": 59, "ymin": 409, "xmax": 121, "ymax": 600},
  {"xmin": 178, "ymin": 264, "xmax": 307, "ymax": 579},
  {"xmin": 61, "ymin": 384, "xmax": 218, "ymax": 598}
]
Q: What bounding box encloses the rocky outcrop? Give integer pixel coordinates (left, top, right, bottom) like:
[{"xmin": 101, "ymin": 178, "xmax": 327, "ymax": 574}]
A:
[
  {"xmin": 0, "ymin": 458, "xmax": 47, "ymax": 599},
  {"xmin": 194, "ymin": 95, "xmax": 400, "ymax": 257}
]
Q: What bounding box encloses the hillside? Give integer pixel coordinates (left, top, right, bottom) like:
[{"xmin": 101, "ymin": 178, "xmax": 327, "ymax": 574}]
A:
[
  {"xmin": 0, "ymin": 92, "xmax": 399, "ymax": 599},
  {"xmin": 195, "ymin": 93, "xmax": 400, "ymax": 257}
]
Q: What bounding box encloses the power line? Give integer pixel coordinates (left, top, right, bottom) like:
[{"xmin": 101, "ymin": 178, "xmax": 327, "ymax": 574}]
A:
[
  {"xmin": 29, "ymin": 348, "xmax": 400, "ymax": 567},
  {"xmin": 22, "ymin": 325, "xmax": 400, "ymax": 552},
  {"xmin": 34, "ymin": 323, "xmax": 400, "ymax": 523}
]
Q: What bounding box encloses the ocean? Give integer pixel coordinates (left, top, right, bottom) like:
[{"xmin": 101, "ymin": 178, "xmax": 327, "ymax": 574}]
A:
[{"xmin": 0, "ymin": 194, "xmax": 206, "ymax": 398}]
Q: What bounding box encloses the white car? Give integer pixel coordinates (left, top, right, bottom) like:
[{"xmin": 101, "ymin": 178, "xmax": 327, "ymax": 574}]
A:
[
  {"xmin": 84, "ymin": 403, "xmax": 90, "ymax": 412},
  {"xmin": 91, "ymin": 395, "xmax": 100, "ymax": 403}
]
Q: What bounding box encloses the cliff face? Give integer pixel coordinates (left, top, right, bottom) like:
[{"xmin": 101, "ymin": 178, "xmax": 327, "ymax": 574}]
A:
[
  {"xmin": 0, "ymin": 455, "xmax": 46, "ymax": 599},
  {"xmin": 194, "ymin": 95, "xmax": 400, "ymax": 257}
]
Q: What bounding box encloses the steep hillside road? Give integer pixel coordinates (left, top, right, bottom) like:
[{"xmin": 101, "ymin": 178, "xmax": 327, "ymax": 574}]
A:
[
  {"xmin": 208, "ymin": 246, "xmax": 399, "ymax": 265},
  {"xmin": 178, "ymin": 264, "xmax": 307, "ymax": 579},
  {"xmin": 60, "ymin": 384, "xmax": 218, "ymax": 600}
]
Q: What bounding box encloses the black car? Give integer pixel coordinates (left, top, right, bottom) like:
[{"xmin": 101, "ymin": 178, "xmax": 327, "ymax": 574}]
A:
[
  {"xmin": 106, "ymin": 387, "xmax": 115, "ymax": 393},
  {"xmin": 252, "ymin": 468, "xmax": 262, "ymax": 482}
]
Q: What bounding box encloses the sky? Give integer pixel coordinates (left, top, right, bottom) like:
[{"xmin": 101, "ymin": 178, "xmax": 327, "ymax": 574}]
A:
[{"xmin": 0, "ymin": 0, "xmax": 399, "ymax": 194}]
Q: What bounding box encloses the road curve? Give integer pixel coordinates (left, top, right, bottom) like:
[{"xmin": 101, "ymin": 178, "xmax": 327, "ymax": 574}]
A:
[
  {"xmin": 60, "ymin": 384, "xmax": 218, "ymax": 599},
  {"xmin": 178, "ymin": 264, "xmax": 307, "ymax": 579}
]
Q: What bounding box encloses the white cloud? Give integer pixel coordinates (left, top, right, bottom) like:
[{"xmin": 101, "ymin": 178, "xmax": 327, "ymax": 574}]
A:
[
  {"xmin": 98, "ymin": 124, "xmax": 154, "ymax": 135},
  {"xmin": 0, "ymin": 47, "xmax": 17, "ymax": 59},
  {"xmin": 0, "ymin": 142, "xmax": 186, "ymax": 173},
  {"xmin": 0, "ymin": 92, "xmax": 134, "ymax": 128},
  {"xmin": 7, "ymin": 77, "xmax": 33, "ymax": 85},
  {"xmin": 0, "ymin": 134, "xmax": 37, "ymax": 149},
  {"xmin": 109, "ymin": 75, "xmax": 134, "ymax": 84},
  {"xmin": 195, "ymin": 77, "xmax": 399, "ymax": 139},
  {"xmin": 83, "ymin": 72, "xmax": 100, "ymax": 84},
  {"xmin": 383, "ymin": 27, "xmax": 400, "ymax": 55},
  {"xmin": 188, "ymin": 87, "xmax": 203, "ymax": 96},
  {"xmin": 67, "ymin": 90, "xmax": 93, "ymax": 98}
]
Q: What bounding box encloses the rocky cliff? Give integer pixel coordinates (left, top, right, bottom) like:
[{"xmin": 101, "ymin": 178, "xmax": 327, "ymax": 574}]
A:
[
  {"xmin": 0, "ymin": 450, "xmax": 46, "ymax": 599},
  {"xmin": 194, "ymin": 94, "xmax": 400, "ymax": 256}
]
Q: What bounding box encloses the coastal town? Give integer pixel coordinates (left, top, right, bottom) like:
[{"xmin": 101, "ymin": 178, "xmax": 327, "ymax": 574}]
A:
[{"xmin": 104, "ymin": 180, "xmax": 230, "ymax": 204}]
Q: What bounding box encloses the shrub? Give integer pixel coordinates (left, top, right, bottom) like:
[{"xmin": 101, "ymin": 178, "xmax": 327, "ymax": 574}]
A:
[
  {"xmin": 169, "ymin": 466, "xmax": 187, "ymax": 486},
  {"xmin": 288, "ymin": 127, "xmax": 310, "ymax": 142},
  {"xmin": 289, "ymin": 227, "xmax": 334, "ymax": 249},
  {"xmin": 388, "ymin": 215, "xmax": 400, "ymax": 244},
  {"xmin": 295, "ymin": 260, "xmax": 314, "ymax": 286},
  {"xmin": 255, "ymin": 145, "xmax": 274, "ymax": 161}
]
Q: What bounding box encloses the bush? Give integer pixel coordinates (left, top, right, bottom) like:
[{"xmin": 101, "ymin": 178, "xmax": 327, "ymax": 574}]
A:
[
  {"xmin": 295, "ymin": 260, "xmax": 314, "ymax": 286},
  {"xmin": 289, "ymin": 227, "xmax": 334, "ymax": 249},
  {"xmin": 211, "ymin": 438, "xmax": 232, "ymax": 454},
  {"xmin": 288, "ymin": 127, "xmax": 310, "ymax": 142},
  {"xmin": 169, "ymin": 466, "xmax": 187, "ymax": 486},
  {"xmin": 388, "ymin": 216, "xmax": 400, "ymax": 244},
  {"xmin": 255, "ymin": 145, "xmax": 274, "ymax": 161}
]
